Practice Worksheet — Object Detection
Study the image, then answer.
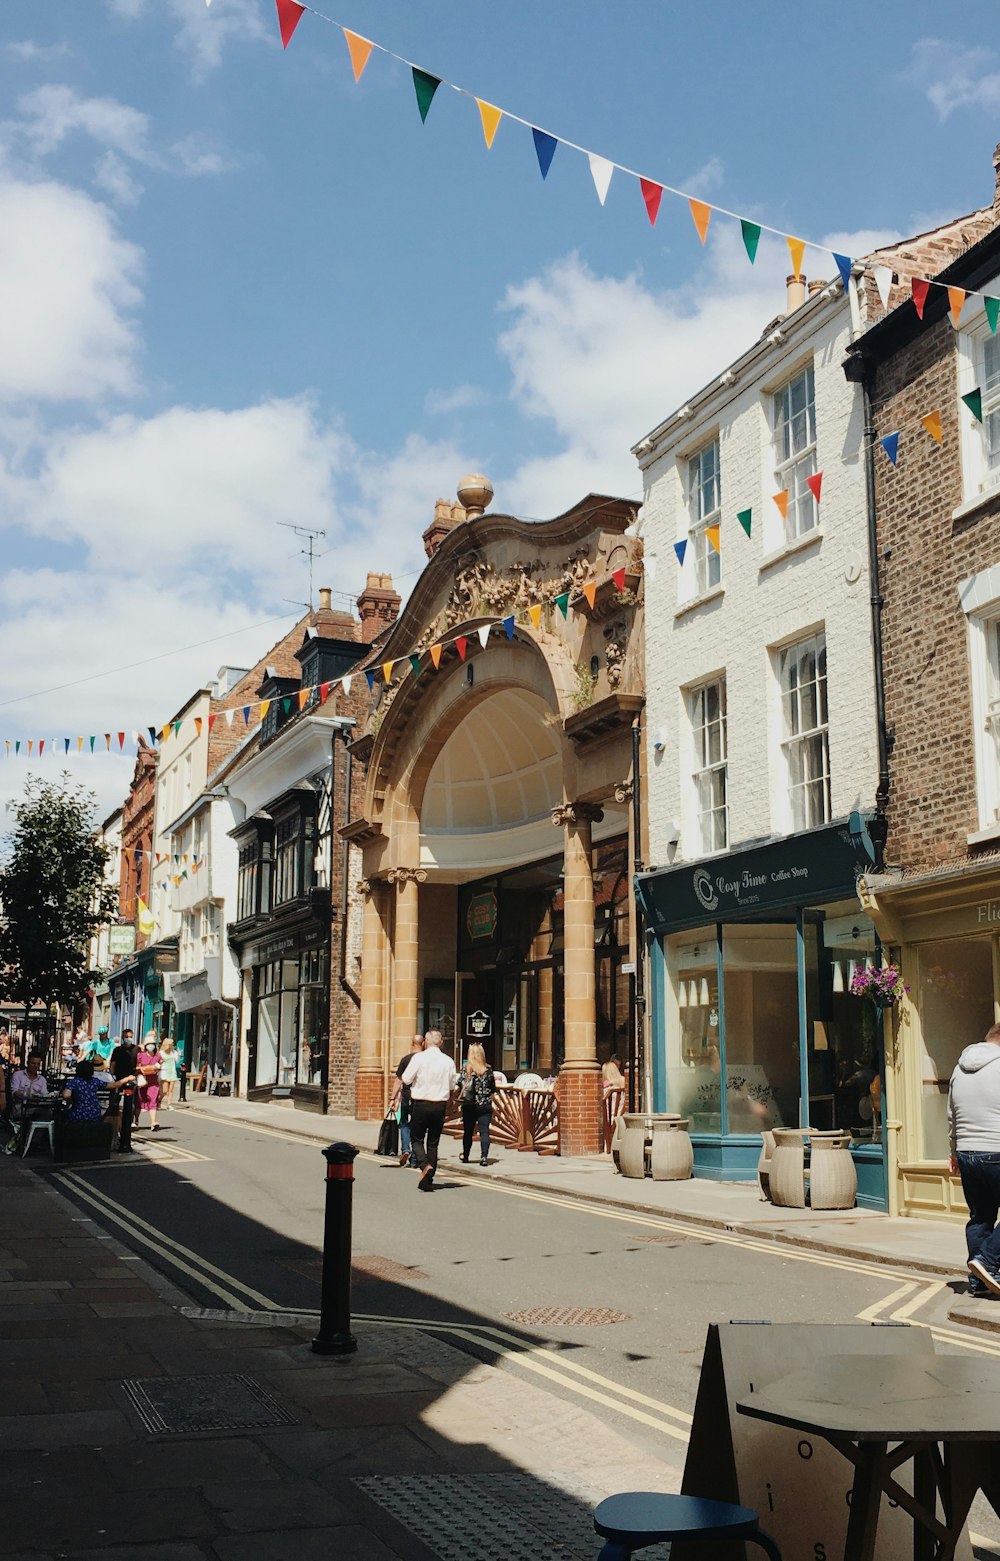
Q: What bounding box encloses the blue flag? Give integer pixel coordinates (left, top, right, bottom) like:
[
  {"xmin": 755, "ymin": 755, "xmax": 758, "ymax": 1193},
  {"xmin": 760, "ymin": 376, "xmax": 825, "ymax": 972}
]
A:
[
  {"xmin": 880, "ymin": 432, "xmax": 900, "ymax": 466},
  {"xmin": 532, "ymin": 128, "xmax": 557, "ymax": 180},
  {"xmin": 833, "ymin": 253, "xmax": 853, "ymax": 291},
  {"xmin": 673, "ymin": 539, "xmax": 688, "ymax": 566},
  {"xmin": 365, "ymin": 670, "xmax": 375, "ymax": 692},
  {"xmin": 502, "ymin": 615, "xmax": 515, "ymax": 640}
]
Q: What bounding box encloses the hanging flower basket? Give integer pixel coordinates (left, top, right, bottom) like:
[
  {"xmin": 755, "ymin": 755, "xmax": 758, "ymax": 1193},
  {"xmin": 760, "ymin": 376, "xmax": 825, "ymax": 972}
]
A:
[{"xmin": 849, "ymin": 963, "xmax": 908, "ymax": 1008}]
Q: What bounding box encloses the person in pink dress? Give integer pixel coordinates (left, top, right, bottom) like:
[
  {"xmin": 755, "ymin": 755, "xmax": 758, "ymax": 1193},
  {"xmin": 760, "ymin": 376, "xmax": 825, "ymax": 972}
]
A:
[{"xmin": 135, "ymin": 1032, "xmax": 163, "ymax": 1132}]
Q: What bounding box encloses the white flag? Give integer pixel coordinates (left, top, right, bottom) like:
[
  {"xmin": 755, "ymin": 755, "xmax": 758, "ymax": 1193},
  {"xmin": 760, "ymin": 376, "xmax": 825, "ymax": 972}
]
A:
[
  {"xmin": 477, "ymin": 624, "xmax": 491, "ymax": 650},
  {"xmin": 588, "ymin": 154, "xmax": 614, "ymax": 206},
  {"xmin": 872, "ymin": 265, "xmax": 893, "ymax": 310}
]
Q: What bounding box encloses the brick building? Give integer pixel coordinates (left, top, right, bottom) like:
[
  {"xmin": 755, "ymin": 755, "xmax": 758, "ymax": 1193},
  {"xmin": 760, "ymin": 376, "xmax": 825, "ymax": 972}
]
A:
[
  {"xmin": 108, "ymin": 740, "xmax": 157, "ymax": 1038},
  {"xmin": 846, "ymin": 148, "xmax": 1000, "ymax": 1219}
]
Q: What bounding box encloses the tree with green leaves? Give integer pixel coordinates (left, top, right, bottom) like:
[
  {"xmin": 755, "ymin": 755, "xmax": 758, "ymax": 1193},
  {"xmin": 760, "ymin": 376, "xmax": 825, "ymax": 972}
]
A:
[{"xmin": 0, "ymin": 773, "xmax": 118, "ymax": 1055}]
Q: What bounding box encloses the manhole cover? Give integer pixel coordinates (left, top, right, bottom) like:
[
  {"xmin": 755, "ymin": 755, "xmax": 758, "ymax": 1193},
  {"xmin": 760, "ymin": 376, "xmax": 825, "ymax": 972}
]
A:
[
  {"xmin": 501, "ymin": 1306, "xmax": 631, "ymax": 1326},
  {"xmin": 279, "ymin": 1252, "xmax": 426, "ymax": 1283},
  {"xmin": 632, "ymin": 1231, "xmax": 708, "ymax": 1244},
  {"xmin": 122, "ymin": 1373, "xmax": 296, "ymax": 1435}
]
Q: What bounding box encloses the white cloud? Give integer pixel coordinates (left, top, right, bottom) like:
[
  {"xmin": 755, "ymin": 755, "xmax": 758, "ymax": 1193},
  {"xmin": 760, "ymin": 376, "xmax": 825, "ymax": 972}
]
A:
[
  {"xmin": 908, "ymin": 38, "xmax": 1000, "ymax": 120},
  {"xmin": 15, "ymin": 83, "xmax": 152, "ymax": 161},
  {"xmin": 107, "ymin": 0, "xmax": 269, "ymax": 77},
  {"xmin": 424, "ymin": 384, "xmax": 487, "ymax": 416},
  {"xmin": 168, "ymin": 132, "xmax": 230, "ymax": 177},
  {"xmin": 94, "ymin": 150, "xmax": 143, "ymax": 206},
  {"xmin": 0, "ymin": 175, "xmax": 142, "ymax": 403},
  {"xmin": 5, "ymin": 41, "xmax": 71, "ymax": 64},
  {"xmin": 682, "ymin": 155, "xmax": 725, "ymax": 195}
]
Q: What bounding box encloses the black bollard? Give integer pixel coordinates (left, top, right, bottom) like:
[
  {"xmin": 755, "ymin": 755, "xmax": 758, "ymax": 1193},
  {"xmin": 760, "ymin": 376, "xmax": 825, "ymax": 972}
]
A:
[
  {"xmin": 118, "ymin": 1083, "xmax": 135, "ymax": 1154},
  {"xmin": 178, "ymin": 1064, "xmax": 188, "ymax": 1103},
  {"xmin": 311, "ymin": 1141, "xmax": 358, "ymax": 1356}
]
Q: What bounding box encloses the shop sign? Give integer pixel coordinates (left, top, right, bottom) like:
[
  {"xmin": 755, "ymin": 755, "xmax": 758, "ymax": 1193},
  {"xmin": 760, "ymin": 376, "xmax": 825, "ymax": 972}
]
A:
[
  {"xmin": 153, "ymin": 946, "xmax": 179, "ymax": 973},
  {"xmin": 465, "ymin": 1009, "xmax": 492, "ymax": 1039},
  {"xmin": 466, "ymin": 890, "xmax": 498, "ymax": 942},
  {"xmin": 108, "ymin": 925, "xmax": 136, "ymax": 957},
  {"xmin": 242, "ymin": 921, "xmax": 327, "ymax": 971},
  {"xmin": 636, "ymin": 822, "xmax": 863, "ymax": 936}
]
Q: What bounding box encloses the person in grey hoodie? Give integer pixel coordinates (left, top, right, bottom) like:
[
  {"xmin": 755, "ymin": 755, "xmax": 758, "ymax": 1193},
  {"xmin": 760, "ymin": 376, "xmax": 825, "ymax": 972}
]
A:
[{"xmin": 948, "ymin": 1022, "xmax": 1000, "ymax": 1297}]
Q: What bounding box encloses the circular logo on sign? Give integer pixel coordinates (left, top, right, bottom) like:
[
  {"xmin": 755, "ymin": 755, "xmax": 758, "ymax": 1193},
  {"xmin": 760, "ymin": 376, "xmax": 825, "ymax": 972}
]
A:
[{"xmin": 693, "ymin": 868, "xmax": 719, "ymax": 911}]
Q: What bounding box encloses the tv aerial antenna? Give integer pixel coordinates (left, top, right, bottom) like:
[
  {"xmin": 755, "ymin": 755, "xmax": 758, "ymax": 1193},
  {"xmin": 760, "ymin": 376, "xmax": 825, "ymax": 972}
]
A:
[{"xmin": 278, "ymin": 522, "xmax": 326, "ymax": 609}]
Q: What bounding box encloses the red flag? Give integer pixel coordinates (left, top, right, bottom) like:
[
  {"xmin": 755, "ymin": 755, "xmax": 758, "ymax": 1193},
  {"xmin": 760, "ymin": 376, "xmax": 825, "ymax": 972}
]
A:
[
  {"xmin": 319, "ymin": 681, "xmax": 332, "ymax": 702},
  {"xmin": 275, "ymin": 0, "xmax": 305, "ymax": 49},
  {"xmin": 806, "ymin": 472, "xmax": 823, "ymax": 504},
  {"xmin": 455, "ymin": 635, "xmax": 468, "ymax": 662},
  {"xmin": 118, "ymin": 733, "xmax": 125, "ymax": 750},
  {"xmin": 640, "ymin": 179, "xmax": 663, "ymax": 226},
  {"xmin": 911, "ymin": 277, "xmax": 930, "ymax": 319},
  {"xmin": 611, "ymin": 567, "xmax": 627, "ymax": 591},
  {"xmin": 207, "ymin": 713, "xmax": 217, "ymax": 732}
]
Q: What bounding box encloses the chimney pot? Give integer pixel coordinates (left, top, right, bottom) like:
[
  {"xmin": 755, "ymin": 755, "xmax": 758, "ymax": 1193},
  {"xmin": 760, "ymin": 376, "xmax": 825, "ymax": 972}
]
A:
[
  {"xmin": 807, "ymin": 279, "xmax": 827, "ymax": 298},
  {"xmin": 318, "ymin": 587, "xmax": 332, "ymax": 611},
  {"xmin": 786, "ymin": 274, "xmax": 807, "ymax": 315}
]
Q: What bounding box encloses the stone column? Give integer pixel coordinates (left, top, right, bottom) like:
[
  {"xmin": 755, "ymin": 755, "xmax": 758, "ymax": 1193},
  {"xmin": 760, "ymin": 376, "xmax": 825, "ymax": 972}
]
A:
[
  {"xmin": 388, "ymin": 866, "xmax": 426, "ymax": 1058},
  {"xmin": 553, "ymin": 801, "xmax": 604, "ymax": 1154},
  {"xmin": 355, "ymin": 877, "xmax": 389, "ymax": 1119}
]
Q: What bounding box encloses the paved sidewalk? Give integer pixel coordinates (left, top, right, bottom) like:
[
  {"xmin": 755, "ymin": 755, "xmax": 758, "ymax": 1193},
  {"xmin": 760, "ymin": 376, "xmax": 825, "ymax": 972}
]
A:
[{"xmin": 0, "ymin": 1152, "xmax": 680, "ymax": 1560}]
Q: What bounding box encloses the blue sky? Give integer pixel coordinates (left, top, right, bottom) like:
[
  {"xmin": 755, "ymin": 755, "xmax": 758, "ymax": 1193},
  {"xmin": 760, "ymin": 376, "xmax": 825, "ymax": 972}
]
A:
[{"xmin": 2, "ymin": 0, "xmax": 1000, "ymax": 817}]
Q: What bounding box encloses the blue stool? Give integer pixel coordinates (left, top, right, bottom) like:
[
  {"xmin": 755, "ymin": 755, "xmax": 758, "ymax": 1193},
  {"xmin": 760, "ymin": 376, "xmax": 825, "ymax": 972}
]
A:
[{"xmin": 594, "ymin": 1493, "xmax": 782, "ymax": 1559}]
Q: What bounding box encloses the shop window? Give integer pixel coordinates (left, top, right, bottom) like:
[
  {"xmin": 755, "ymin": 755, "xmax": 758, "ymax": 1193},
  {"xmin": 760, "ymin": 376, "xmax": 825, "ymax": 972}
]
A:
[
  {"xmin": 273, "ymin": 815, "xmax": 302, "ymax": 905},
  {"xmin": 777, "ymin": 632, "xmax": 830, "ymax": 831},
  {"xmin": 256, "ymin": 961, "xmax": 280, "ymax": 1088},
  {"xmin": 722, "ymin": 924, "xmax": 800, "ymax": 1130},
  {"xmin": 771, "ymin": 364, "xmax": 818, "ymax": 544},
  {"xmin": 687, "ymin": 438, "xmax": 722, "ymax": 596},
  {"xmin": 237, "ymin": 844, "xmax": 258, "ymax": 921},
  {"xmin": 917, "ymin": 938, "xmax": 995, "ymax": 1161},
  {"xmin": 689, "ymin": 679, "xmax": 728, "ymax": 854},
  {"xmin": 669, "ymin": 935, "xmax": 722, "ymax": 1132}
]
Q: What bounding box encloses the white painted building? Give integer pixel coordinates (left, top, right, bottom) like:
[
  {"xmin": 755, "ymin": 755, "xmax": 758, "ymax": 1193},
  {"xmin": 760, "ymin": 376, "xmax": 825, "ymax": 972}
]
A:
[
  {"xmin": 88, "ymin": 806, "xmax": 123, "ymax": 1038},
  {"xmin": 633, "ymin": 274, "xmax": 888, "ymax": 1205}
]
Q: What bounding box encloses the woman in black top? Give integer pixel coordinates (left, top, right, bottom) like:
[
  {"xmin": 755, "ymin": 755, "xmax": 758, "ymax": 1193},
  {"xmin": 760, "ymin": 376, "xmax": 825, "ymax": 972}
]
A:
[{"xmin": 459, "ymin": 1043, "xmax": 496, "ymax": 1166}]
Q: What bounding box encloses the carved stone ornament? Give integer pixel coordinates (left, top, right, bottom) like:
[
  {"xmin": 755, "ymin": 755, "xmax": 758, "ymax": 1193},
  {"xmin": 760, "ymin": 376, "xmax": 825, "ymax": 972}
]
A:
[
  {"xmin": 422, "ymin": 547, "xmax": 594, "ymax": 642},
  {"xmin": 359, "ymin": 876, "xmax": 388, "ymax": 898},
  {"xmin": 613, "ymin": 781, "xmax": 634, "ymax": 805},
  {"xmin": 387, "ymin": 866, "xmax": 428, "ymax": 887},
  {"xmin": 551, "ymin": 801, "xmax": 605, "ymax": 829}
]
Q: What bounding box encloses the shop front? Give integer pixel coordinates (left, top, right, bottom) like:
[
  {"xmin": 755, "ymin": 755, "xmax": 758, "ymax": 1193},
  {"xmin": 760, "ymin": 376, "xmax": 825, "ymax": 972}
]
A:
[
  {"xmin": 169, "ymin": 964, "xmax": 234, "ymax": 1093},
  {"xmin": 233, "ymin": 918, "xmax": 330, "ymax": 1106},
  {"xmin": 107, "ymin": 940, "xmax": 176, "ymax": 1042},
  {"xmin": 637, "ymin": 822, "xmax": 888, "ymax": 1209}
]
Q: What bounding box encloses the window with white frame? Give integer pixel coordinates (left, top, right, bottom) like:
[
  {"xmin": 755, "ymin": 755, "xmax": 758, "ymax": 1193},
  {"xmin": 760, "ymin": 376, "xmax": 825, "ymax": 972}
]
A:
[
  {"xmin": 772, "ymin": 365, "xmax": 817, "ymax": 542},
  {"xmin": 687, "ymin": 439, "xmax": 721, "ymax": 595},
  {"xmin": 778, "ymin": 633, "xmax": 829, "ymax": 831},
  {"xmin": 690, "ymin": 679, "xmax": 728, "ymax": 852},
  {"xmin": 957, "ymin": 318, "xmax": 1000, "ymax": 504},
  {"xmin": 961, "ymin": 568, "xmax": 1000, "ymax": 829}
]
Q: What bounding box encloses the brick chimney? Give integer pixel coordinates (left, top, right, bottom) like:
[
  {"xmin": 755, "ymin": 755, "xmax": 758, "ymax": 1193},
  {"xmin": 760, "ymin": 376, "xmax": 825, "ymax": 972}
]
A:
[
  {"xmin": 423, "ymin": 497, "xmax": 462, "ymax": 559},
  {"xmin": 356, "ymin": 572, "xmax": 402, "ymax": 644},
  {"xmin": 311, "ymin": 586, "xmax": 358, "ymax": 640}
]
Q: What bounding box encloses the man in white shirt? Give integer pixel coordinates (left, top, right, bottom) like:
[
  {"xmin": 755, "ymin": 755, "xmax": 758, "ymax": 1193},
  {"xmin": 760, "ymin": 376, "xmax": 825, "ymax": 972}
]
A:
[
  {"xmin": 402, "ymin": 1030, "xmax": 457, "ymax": 1190},
  {"xmin": 11, "ymin": 1053, "xmax": 48, "ymax": 1104}
]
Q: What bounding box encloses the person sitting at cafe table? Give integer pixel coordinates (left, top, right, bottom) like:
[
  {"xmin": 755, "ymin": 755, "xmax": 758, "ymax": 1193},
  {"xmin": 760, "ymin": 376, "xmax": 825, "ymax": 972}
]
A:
[
  {"xmin": 11, "ymin": 1053, "xmax": 48, "ymax": 1103},
  {"xmin": 61, "ymin": 1059, "xmax": 105, "ymax": 1123}
]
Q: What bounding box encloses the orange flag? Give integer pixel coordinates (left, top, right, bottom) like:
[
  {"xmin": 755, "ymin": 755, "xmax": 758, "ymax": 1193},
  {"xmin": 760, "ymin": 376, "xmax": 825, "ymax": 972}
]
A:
[
  {"xmin": 528, "ymin": 603, "xmax": 543, "ymax": 629},
  {"xmin": 689, "ymin": 199, "xmax": 711, "ymax": 244},
  {"xmin": 430, "ymin": 644, "xmax": 443, "ymax": 670},
  {"xmin": 582, "ymin": 580, "xmax": 597, "ymax": 608},
  {"xmin": 921, "ymin": 410, "xmax": 943, "ymax": 444},
  {"xmin": 297, "ymin": 688, "xmax": 310, "ymax": 710},
  {"xmin": 786, "ymin": 236, "xmax": 805, "ymax": 279},
  {"xmin": 343, "ymin": 28, "xmax": 373, "ymax": 81},
  {"xmin": 705, "ymin": 524, "xmax": 721, "ymax": 554},
  {"xmin": 77, "ymin": 736, "xmax": 84, "ymax": 752},
  {"xmin": 476, "ymin": 100, "xmax": 503, "ymax": 149},
  {"xmin": 194, "ymin": 717, "xmax": 203, "ymax": 737},
  {"xmin": 382, "ymin": 661, "xmax": 394, "ymax": 685},
  {"xmin": 948, "ymin": 287, "xmax": 966, "ymax": 328},
  {"xmin": 773, "ymin": 490, "xmax": 789, "ymax": 520}
]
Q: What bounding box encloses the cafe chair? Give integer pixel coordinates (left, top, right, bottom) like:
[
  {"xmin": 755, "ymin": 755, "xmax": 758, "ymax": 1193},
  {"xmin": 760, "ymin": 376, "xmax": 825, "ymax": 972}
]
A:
[
  {"xmin": 22, "ymin": 1116, "xmax": 56, "ymax": 1158},
  {"xmin": 594, "ymin": 1492, "xmax": 782, "ymax": 1559}
]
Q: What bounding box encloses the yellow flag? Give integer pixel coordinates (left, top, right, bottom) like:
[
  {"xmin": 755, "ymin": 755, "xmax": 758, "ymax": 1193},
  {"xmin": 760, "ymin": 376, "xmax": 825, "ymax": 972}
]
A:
[
  {"xmin": 921, "ymin": 410, "xmax": 943, "ymax": 444},
  {"xmin": 528, "ymin": 603, "xmax": 543, "ymax": 629},
  {"xmin": 77, "ymin": 736, "xmax": 84, "ymax": 753},
  {"xmin": 430, "ymin": 644, "xmax": 443, "ymax": 670},
  {"xmin": 259, "ymin": 700, "xmax": 270, "ymax": 719},
  {"xmin": 689, "ymin": 199, "xmax": 711, "ymax": 244},
  {"xmin": 161, "ymin": 724, "xmax": 170, "ymax": 742},
  {"xmin": 582, "ymin": 580, "xmax": 597, "ymax": 608},
  {"xmin": 476, "ymin": 99, "xmax": 503, "ymax": 149},
  {"xmin": 382, "ymin": 660, "xmax": 394, "ymax": 685},
  {"xmin": 948, "ymin": 287, "xmax": 966, "ymax": 328},
  {"xmin": 343, "ymin": 28, "xmax": 373, "ymax": 82},
  {"xmin": 137, "ymin": 897, "xmax": 154, "ymax": 936},
  {"xmin": 705, "ymin": 523, "xmax": 721, "ymax": 554},
  {"xmin": 786, "ymin": 236, "xmax": 805, "ymax": 279},
  {"xmin": 773, "ymin": 490, "xmax": 789, "ymax": 520}
]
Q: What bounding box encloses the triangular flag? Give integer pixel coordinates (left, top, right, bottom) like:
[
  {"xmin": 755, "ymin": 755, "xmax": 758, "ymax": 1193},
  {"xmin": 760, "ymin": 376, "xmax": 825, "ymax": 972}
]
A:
[
  {"xmin": 161, "ymin": 724, "xmax": 171, "ymax": 742},
  {"xmin": 14, "ymin": 741, "xmax": 20, "ymax": 755},
  {"xmin": 689, "ymin": 198, "xmax": 711, "ymax": 243},
  {"xmin": 880, "ymin": 433, "xmax": 900, "ymax": 465},
  {"xmin": 38, "ymin": 740, "xmax": 44, "ymax": 756},
  {"xmin": 872, "ymin": 264, "xmax": 893, "ymax": 310},
  {"xmin": 297, "ymin": 688, "xmax": 310, "ymax": 709},
  {"xmin": 383, "ymin": 660, "xmax": 395, "ymax": 684},
  {"xmin": 275, "ymin": 0, "xmax": 305, "ymax": 49},
  {"xmin": 921, "ymin": 410, "xmax": 943, "ymax": 444},
  {"xmin": 588, "ymin": 154, "xmax": 614, "ymax": 206},
  {"xmin": 806, "ymin": 472, "xmax": 823, "ymax": 503},
  {"xmin": 63, "ymin": 738, "xmax": 70, "ymax": 754},
  {"xmin": 737, "ymin": 508, "xmax": 752, "ymax": 538},
  {"xmin": 343, "ymin": 29, "xmax": 373, "ymax": 82},
  {"xmin": 341, "ymin": 674, "xmax": 353, "ymax": 696},
  {"xmin": 673, "ymin": 539, "xmax": 687, "ymax": 566},
  {"xmin": 194, "ymin": 717, "xmax": 203, "ymax": 737},
  {"xmin": 741, "ymin": 220, "xmax": 760, "ymax": 264},
  {"xmin": 582, "ymin": 581, "xmax": 597, "ymax": 608},
  {"xmin": 207, "ymin": 713, "xmax": 217, "ymax": 731},
  {"xmin": 118, "ymin": 732, "xmax": 126, "ymax": 751},
  {"xmin": 137, "ymin": 897, "xmax": 154, "ymax": 936},
  {"xmin": 455, "ymin": 636, "xmax": 468, "ymax": 661},
  {"xmin": 911, "ymin": 277, "xmax": 930, "ymax": 319},
  {"xmin": 146, "ymin": 729, "xmax": 155, "ymax": 747},
  {"xmin": 89, "ymin": 735, "xmax": 96, "ymax": 752},
  {"xmin": 477, "ymin": 624, "xmax": 491, "ymax": 648},
  {"xmin": 173, "ymin": 720, "xmax": 182, "ymax": 738},
  {"xmin": 409, "ymin": 654, "xmax": 421, "ymax": 677},
  {"xmin": 611, "ymin": 567, "xmax": 627, "ymax": 591},
  {"xmin": 640, "ymin": 179, "xmax": 663, "ymax": 226},
  {"xmin": 364, "ymin": 669, "xmax": 375, "ymax": 690},
  {"xmin": 259, "ymin": 700, "xmax": 271, "ymax": 719},
  {"xmin": 476, "ymin": 100, "xmax": 502, "ymax": 149},
  {"xmin": 225, "ymin": 708, "xmax": 235, "ymax": 727},
  {"xmin": 502, "ymin": 615, "xmax": 515, "ymax": 640},
  {"xmin": 532, "ymin": 128, "xmax": 557, "ymax": 180},
  {"xmin": 105, "ymin": 734, "xmax": 111, "ymax": 750},
  {"xmin": 948, "ymin": 287, "xmax": 966, "ymax": 328},
  {"xmin": 832, "ymin": 253, "xmax": 852, "ymax": 290},
  {"xmin": 786, "ymin": 236, "xmax": 805, "ymax": 279},
  {"xmin": 412, "ymin": 68, "xmax": 440, "ymax": 123},
  {"xmin": 242, "ymin": 705, "xmax": 251, "ymax": 725},
  {"xmin": 554, "ymin": 592, "xmax": 569, "ymax": 618},
  {"xmin": 773, "ymin": 490, "xmax": 789, "ymax": 519},
  {"xmin": 963, "ymin": 388, "xmax": 984, "ymax": 423},
  {"xmin": 430, "ymin": 644, "xmax": 443, "ymax": 670},
  {"xmin": 986, "ymin": 297, "xmax": 1000, "ymax": 334},
  {"xmin": 705, "ymin": 525, "xmax": 721, "ymax": 555},
  {"xmin": 528, "ymin": 603, "xmax": 543, "ymax": 629},
  {"xmin": 318, "ymin": 683, "xmax": 331, "ymax": 703},
  {"xmin": 282, "ymin": 697, "xmax": 292, "ymax": 715}
]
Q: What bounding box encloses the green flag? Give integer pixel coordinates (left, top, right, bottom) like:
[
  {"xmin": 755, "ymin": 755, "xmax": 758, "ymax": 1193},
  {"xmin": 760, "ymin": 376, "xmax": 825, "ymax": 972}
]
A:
[
  {"xmin": 412, "ymin": 68, "xmax": 441, "ymax": 123},
  {"xmin": 963, "ymin": 388, "xmax": 984, "ymax": 423},
  {"xmin": 986, "ymin": 297, "xmax": 1000, "ymax": 335},
  {"xmin": 737, "ymin": 508, "xmax": 752, "ymax": 538},
  {"xmin": 409, "ymin": 654, "xmax": 421, "ymax": 678},
  {"xmin": 741, "ymin": 220, "xmax": 761, "ymax": 264},
  {"xmin": 555, "ymin": 591, "xmax": 569, "ymax": 617}
]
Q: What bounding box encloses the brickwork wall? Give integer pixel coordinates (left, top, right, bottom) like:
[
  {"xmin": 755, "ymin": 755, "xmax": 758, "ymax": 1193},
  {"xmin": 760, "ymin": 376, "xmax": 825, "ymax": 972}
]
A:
[
  {"xmin": 556, "ymin": 1067, "xmax": 603, "ymax": 1155},
  {"xmin": 871, "ymin": 312, "xmax": 1000, "ymax": 871},
  {"xmin": 326, "ymin": 669, "xmax": 376, "ymax": 1115}
]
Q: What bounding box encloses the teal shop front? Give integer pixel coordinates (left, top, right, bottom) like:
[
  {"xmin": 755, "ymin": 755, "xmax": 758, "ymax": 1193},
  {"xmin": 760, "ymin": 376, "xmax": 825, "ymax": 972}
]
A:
[{"xmin": 635, "ymin": 822, "xmax": 888, "ymax": 1211}]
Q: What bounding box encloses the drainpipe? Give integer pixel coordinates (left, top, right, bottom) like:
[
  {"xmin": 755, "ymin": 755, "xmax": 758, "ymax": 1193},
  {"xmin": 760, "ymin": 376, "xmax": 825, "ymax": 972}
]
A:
[
  {"xmin": 631, "ymin": 719, "xmax": 647, "ymax": 1112},
  {"xmin": 339, "ymin": 745, "xmax": 360, "ymax": 1005}
]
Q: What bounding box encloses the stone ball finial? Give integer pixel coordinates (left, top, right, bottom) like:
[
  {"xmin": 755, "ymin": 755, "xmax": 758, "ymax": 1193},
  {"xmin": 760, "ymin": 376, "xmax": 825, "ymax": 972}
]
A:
[{"xmin": 456, "ymin": 473, "xmax": 493, "ymax": 520}]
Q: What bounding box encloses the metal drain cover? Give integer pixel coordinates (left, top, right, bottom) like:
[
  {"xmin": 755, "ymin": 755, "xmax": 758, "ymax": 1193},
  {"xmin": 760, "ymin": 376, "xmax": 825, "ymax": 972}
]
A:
[
  {"xmin": 632, "ymin": 1231, "xmax": 707, "ymax": 1244},
  {"xmin": 502, "ymin": 1306, "xmax": 631, "ymax": 1326},
  {"xmin": 278, "ymin": 1252, "xmax": 427, "ymax": 1283},
  {"xmin": 122, "ymin": 1373, "xmax": 296, "ymax": 1435}
]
